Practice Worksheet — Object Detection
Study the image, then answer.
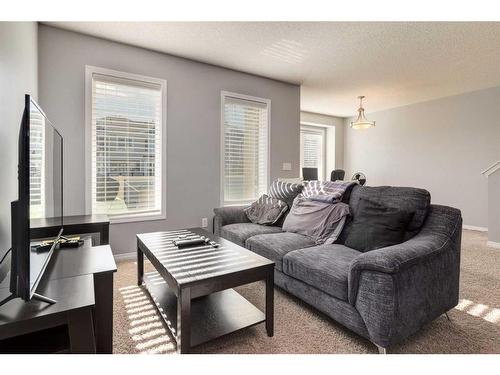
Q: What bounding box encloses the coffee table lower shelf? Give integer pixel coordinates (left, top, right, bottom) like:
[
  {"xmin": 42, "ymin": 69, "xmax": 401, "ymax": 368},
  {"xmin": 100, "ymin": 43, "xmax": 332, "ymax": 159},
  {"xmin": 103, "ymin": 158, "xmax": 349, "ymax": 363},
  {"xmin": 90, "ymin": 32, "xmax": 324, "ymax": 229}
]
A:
[{"xmin": 142, "ymin": 272, "xmax": 266, "ymax": 349}]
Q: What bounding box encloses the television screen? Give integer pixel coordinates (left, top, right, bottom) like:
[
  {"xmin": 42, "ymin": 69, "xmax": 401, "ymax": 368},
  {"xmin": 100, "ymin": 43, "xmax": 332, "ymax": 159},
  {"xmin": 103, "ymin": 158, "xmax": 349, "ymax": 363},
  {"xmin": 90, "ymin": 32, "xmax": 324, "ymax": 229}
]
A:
[{"xmin": 27, "ymin": 97, "xmax": 63, "ymax": 296}]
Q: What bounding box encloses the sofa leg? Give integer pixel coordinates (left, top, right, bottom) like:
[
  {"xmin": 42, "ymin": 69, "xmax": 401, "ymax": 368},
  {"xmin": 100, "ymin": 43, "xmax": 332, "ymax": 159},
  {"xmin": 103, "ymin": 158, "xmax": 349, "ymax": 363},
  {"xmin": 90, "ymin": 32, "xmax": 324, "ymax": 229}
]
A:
[
  {"xmin": 375, "ymin": 344, "xmax": 387, "ymax": 354},
  {"xmin": 444, "ymin": 312, "xmax": 451, "ymax": 321}
]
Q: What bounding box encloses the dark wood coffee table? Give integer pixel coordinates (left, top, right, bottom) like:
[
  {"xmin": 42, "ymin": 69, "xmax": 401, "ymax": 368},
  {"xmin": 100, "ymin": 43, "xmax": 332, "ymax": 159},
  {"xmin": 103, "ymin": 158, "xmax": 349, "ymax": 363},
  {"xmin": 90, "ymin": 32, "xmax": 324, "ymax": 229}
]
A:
[{"xmin": 136, "ymin": 228, "xmax": 275, "ymax": 353}]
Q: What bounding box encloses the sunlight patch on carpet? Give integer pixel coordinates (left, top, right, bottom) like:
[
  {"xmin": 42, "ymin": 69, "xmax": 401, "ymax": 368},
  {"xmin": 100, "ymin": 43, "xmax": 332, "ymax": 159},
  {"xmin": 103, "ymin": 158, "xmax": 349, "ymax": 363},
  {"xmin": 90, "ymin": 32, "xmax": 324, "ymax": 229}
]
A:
[
  {"xmin": 119, "ymin": 285, "xmax": 175, "ymax": 354},
  {"xmin": 455, "ymin": 298, "xmax": 500, "ymax": 324}
]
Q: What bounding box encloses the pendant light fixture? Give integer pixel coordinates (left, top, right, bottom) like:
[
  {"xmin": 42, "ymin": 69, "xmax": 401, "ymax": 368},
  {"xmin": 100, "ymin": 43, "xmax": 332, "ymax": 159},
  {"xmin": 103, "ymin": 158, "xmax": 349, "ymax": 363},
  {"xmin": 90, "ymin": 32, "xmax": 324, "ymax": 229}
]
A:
[{"xmin": 350, "ymin": 96, "xmax": 375, "ymax": 130}]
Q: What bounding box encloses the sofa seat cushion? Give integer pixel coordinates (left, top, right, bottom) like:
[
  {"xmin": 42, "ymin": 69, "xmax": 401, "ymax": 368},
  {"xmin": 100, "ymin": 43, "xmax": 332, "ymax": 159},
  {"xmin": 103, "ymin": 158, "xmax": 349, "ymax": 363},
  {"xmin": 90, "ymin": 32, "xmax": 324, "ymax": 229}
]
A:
[
  {"xmin": 283, "ymin": 245, "xmax": 361, "ymax": 301},
  {"xmin": 220, "ymin": 223, "xmax": 282, "ymax": 248},
  {"xmin": 246, "ymin": 232, "xmax": 316, "ymax": 271}
]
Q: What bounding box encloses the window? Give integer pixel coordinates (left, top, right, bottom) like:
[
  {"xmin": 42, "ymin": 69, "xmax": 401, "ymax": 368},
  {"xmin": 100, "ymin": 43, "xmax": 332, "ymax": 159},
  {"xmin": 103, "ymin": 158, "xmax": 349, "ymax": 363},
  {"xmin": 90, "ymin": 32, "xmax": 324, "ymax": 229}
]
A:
[
  {"xmin": 29, "ymin": 109, "xmax": 45, "ymax": 219},
  {"xmin": 300, "ymin": 125, "xmax": 326, "ymax": 180},
  {"xmin": 221, "ymin": 92, "xmax": 270, "ymax": 205},
  {"xmin": 85, "ymin": 66, "xmax": 166, "ymax": 222}
]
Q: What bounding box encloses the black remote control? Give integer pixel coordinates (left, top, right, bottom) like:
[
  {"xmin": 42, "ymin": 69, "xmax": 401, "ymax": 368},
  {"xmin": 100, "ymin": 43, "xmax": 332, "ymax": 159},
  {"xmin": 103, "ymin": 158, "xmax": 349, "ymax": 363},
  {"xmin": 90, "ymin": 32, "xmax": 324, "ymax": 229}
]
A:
[
  {"xmin": 31, "ymin": 243, "xmax": 53, "ymax": 253},
  {"xmin": 60, "ymin": 239, "xmax": 84, "ymax": 248},
  {"xmin": 173, "ymin": 238, "xmax": 209, "ymax": 248}
]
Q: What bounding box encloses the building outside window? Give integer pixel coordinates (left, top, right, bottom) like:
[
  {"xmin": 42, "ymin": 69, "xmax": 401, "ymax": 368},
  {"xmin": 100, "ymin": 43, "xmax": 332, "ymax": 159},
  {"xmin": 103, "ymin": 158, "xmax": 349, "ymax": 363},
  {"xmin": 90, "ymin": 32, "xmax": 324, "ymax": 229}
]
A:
[
  {"xmin": 221, "ymin": 91, "xmax": 270, "ymax": 206},
  {"xmin": 300, "ymin": 125, "xmax": 326, "ymax": 181},
  {"xmin": 85, "ymin": 66, "xmax": 166, "ymax": 222}
]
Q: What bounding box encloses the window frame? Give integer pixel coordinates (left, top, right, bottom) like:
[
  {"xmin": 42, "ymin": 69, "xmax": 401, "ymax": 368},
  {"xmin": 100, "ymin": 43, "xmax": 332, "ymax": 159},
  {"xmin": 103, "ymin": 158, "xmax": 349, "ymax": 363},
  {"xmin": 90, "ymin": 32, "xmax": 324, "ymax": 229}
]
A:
[
  {"xmin": 220, "ymin": 91, "xmax": 271, "ymax": 206},
  {"xmin": 300, "ymin": 124, "xmax": 327, "ymax": 181},
  {"xmin": 85, "ymin": 65, "xmax": 167, "ymax": 224}
]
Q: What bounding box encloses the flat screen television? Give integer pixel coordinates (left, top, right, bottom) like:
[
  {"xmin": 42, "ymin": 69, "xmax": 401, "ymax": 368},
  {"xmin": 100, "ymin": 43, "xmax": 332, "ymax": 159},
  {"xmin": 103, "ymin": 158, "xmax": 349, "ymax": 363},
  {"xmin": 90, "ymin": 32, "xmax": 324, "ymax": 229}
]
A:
[{"xmin": 2, "ymin": 95, "xmax": 63, "ymax": 306}]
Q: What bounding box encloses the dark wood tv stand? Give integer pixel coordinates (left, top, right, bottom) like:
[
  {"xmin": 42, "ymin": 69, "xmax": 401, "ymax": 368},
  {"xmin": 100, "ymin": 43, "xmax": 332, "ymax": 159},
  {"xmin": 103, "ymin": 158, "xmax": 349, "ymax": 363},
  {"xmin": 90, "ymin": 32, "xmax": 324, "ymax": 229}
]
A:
[
  {"xmin": 0, "ymin": 237, "xmax": 116, "ymax": 353},
  {"xmin": 31, "ymin": 214, "xmax": 110, "ymax": 245}
]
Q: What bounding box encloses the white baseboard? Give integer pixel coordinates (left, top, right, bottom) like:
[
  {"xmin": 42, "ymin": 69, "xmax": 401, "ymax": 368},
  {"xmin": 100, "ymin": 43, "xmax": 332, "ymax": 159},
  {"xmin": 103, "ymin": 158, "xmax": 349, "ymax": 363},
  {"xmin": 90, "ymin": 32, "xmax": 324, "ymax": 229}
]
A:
[
  {"xmin": 114, "ymin": 251, "xmax": 136, "ymax": 262},
  {"xmin": 487, "ymin": 241, "xmax": 500, "ymax": 249},
  {"xmin": 463, "ymin": 225, "xmax": 488, "ymax": 232}
]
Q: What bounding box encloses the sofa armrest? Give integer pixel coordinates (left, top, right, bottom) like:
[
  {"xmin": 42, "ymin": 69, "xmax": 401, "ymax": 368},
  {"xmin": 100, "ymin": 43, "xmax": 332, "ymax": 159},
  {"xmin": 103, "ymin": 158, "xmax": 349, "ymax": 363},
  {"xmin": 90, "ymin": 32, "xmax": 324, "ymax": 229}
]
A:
[
  {"xmin": 349, "ymin": 204, "xmax": 462, "ymax": 302},
  {"xmin": 213, "ymin": 205, "xmax": 250, "ymax": 235},
  {"xmin": 347, "ymin": 204, "xmax": 462, "ymax": 347}
]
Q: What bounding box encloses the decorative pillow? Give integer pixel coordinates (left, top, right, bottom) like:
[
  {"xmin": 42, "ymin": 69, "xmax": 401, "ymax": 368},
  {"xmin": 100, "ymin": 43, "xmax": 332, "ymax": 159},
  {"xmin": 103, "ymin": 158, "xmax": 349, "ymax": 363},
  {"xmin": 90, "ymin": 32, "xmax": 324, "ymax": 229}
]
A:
[
  {"xmin": 244, "ymin": 195, "xmax": 288, "ymax": 225},
  {"xmin": 346, "ymin": 185, "xmax": 430, "ymax": 238},
  {"xmin": 268, "ymin": 180, "xmax": 303, "ymax": 208},
  {"xmin": 282, "ymin": 195, "xmax": 350, "ymax": 244},
  {"xmin": 302, "ymin": 180, "xmax": 356, "ymax": 203},
  {"xmin": 344, "ymin": 198, "xmax": 414, "ymax": 252}
]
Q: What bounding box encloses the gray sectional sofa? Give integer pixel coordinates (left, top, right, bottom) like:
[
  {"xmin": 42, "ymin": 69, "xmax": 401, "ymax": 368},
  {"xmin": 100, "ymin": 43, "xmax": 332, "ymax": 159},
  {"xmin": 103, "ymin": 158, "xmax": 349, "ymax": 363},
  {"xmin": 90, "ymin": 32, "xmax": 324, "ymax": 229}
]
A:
[{"xmin": 213, "ymin": 185, "xmax": 462, "ymax": 353}]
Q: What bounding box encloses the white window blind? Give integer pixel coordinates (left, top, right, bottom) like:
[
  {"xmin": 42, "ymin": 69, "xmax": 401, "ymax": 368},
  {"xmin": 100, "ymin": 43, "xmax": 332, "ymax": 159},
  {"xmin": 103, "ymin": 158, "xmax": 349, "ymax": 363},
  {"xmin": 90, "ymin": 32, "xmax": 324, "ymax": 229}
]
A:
[
  {"xmin": 222, "ymin": 94, "xmax": 269, "ymax": 205},
  {"xmin": 90, "ymin": 71, "xmax": 164, "ymax": 219},
  {"xmin": 300, "ymin": 126, "xmax": 325, "ymax": 180},
  {"xmin": 29, "ymin": 110, "xmax": 45, "ymax": 219}
]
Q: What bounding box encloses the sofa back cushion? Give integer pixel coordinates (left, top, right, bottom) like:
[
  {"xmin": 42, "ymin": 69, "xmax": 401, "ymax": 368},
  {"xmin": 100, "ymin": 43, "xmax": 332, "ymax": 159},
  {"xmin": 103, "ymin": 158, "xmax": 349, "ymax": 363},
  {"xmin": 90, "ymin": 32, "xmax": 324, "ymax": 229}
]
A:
[
  {"xmin": 268, "ymin": 180, "xmax": 303, "ymax": 208},
  {"xmin": 338, "ymin": 185, "xmax": 431, "ymax": 243},
  {"xmin": 344, "ymin": 197, "xmax": 415, "ymax": 252}
]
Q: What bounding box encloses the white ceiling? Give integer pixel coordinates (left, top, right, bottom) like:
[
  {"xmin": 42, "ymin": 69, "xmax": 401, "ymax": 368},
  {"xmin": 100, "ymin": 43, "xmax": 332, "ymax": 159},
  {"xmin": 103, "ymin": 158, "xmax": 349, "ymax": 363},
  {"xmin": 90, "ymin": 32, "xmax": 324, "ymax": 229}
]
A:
[{"xmin": 46, "ymin": 22, "xmax": 500, "ymax": 117}]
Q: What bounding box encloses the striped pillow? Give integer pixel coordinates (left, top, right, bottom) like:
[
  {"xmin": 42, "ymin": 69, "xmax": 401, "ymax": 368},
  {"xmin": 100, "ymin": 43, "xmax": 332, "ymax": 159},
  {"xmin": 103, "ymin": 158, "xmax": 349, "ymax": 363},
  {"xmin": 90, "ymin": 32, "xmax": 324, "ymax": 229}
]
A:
[{"xmin": 268, "ymin": 180, "xmax": 304, "ymax": 208}]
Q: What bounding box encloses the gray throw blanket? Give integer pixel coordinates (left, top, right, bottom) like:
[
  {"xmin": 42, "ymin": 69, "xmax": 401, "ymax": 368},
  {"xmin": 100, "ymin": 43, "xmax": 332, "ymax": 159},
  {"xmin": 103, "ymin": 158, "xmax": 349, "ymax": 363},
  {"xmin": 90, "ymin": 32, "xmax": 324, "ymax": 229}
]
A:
[
  {"xmin": 302, "ymin": 180, "xmax": 357, "ymax": 202},
  {"xmin": 282, "ymin": 195, "xmax": 350, "ymax": 244}
]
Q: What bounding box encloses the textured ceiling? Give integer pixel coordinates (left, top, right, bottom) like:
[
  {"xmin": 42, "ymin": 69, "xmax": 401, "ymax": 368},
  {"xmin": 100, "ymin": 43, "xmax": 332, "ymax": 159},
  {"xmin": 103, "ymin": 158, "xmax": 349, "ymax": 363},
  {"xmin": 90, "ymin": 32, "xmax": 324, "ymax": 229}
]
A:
[{"xmin": 46, "ymin": 22, "xmax": 500, "ymax": 117}]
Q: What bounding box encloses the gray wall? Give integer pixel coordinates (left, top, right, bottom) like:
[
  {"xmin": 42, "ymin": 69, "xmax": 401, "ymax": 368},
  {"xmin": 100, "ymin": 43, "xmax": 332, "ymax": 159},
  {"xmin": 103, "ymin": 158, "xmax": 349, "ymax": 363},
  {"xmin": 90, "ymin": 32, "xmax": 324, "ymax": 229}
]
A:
[
  {"xmin": 343, "ymin": 86, "xmax": 500, "ymax": 228},
  {"xmin": 0, "ymin": 22, "xmax": 38, "ymax": 259},
  {"xmin": 38, "ymin": 25, "xmax": 301, "ymax": 255}
]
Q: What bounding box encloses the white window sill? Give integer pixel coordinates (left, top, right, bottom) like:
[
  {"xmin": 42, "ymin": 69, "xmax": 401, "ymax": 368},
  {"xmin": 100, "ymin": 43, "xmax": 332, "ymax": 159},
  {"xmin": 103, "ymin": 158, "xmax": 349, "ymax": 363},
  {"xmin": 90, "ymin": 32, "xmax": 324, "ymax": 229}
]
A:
[{"xmin": 223, "ymin": 201, "xmax": 254, "ymax": 207}]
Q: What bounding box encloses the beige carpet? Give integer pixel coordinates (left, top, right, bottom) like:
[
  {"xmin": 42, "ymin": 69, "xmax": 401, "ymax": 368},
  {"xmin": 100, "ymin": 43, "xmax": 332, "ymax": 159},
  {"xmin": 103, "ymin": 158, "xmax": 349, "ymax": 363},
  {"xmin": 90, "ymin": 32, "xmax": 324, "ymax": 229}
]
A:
[{"xmin": 112, "ymin": 230, "xmax": 500, "ymax": 354}]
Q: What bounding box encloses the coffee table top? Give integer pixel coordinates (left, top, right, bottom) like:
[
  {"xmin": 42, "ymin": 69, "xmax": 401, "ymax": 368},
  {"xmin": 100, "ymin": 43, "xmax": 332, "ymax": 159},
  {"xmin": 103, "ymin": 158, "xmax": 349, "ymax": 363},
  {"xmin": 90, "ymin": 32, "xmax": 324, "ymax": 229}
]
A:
[{"xmin": 137, "ymin": 228, "xmax": 274, "ymax": 287}]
